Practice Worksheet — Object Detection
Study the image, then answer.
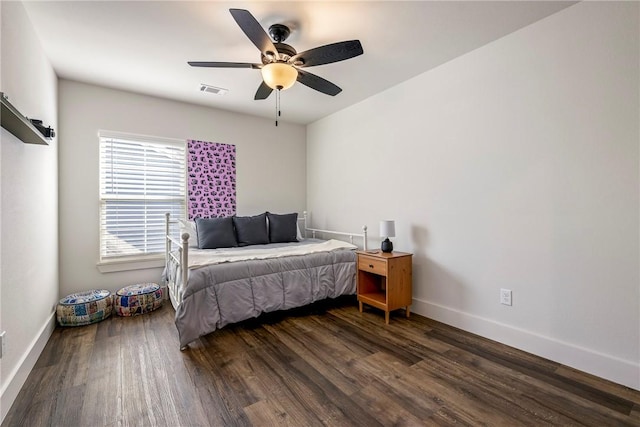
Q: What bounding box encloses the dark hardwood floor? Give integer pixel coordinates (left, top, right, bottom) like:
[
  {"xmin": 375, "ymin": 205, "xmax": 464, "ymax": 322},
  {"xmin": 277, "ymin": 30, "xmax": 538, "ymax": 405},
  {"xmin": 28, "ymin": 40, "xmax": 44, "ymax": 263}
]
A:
[{"xmin": 3, "ymin": 296, "xmax": 639, "ymax": 426}]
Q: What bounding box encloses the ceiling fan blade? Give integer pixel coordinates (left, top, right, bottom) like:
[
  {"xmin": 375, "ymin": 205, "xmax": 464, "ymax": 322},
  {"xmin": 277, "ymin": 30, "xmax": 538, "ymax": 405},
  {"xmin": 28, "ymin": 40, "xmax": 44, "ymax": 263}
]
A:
[
  {"xmin": 296, "ymin": 69, "xmax": 342, "ymax": 96},
  {"xmin": 188, "ymin": 61, "xmax": 261, "ymax": 69},
  {"xmin": 289, "ymin": 40, "xmax": 363, "ymax": 68},
  {"xmin": 229, "ymin": 9, "xmax": 279, "ymax": 59},
  {"xmin": 254, "ymin": 81, "xmax": 273, "ymax": 100}
]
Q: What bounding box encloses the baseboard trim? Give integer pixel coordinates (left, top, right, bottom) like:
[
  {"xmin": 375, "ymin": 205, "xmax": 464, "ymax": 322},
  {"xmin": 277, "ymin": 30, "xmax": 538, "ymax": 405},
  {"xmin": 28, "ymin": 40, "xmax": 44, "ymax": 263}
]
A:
[
  {"xmin": 412, "ymin": 298, "xmax": 640, "ymax": 391},
  {"xmin": 1, "ymin": 312, "xmax": 56, "ymax": 423}
]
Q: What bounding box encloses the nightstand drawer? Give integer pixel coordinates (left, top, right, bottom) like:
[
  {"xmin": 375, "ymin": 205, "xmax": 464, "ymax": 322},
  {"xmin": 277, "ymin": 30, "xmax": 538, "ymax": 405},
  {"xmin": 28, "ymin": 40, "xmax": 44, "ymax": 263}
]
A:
[{"xmin": 358, "ymin": 256, "xmax": 387, "ymax": 276}]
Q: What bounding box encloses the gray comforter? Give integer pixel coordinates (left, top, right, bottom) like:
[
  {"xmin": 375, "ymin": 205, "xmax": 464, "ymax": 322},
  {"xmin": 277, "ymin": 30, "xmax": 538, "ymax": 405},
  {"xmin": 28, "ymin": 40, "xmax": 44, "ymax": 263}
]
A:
[{"xmin": 174, "ymin": 249, "xmax": 356, "ymax": 347}]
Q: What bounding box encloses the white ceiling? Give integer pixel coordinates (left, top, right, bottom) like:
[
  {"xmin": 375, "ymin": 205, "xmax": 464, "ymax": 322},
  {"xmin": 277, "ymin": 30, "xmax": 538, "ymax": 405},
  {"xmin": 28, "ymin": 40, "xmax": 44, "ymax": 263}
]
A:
[{"xmin": 21, "ymin": 1, "xmax": 576, "ymax": 125}]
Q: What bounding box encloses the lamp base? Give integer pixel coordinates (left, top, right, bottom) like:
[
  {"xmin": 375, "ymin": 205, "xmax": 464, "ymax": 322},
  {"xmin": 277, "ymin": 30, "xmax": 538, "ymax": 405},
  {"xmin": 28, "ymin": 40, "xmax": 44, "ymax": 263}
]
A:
[{"xmin": 381, "ymin": 238, "xmax": 393, "ymax": 253}]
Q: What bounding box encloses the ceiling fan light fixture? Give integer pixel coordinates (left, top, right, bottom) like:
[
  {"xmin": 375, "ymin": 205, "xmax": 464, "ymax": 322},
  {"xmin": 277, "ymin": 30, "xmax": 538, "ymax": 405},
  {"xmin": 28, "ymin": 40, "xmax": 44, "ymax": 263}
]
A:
[{"xmin": 261, "ymin": 62, "xmax": 298, "ymax": 90}]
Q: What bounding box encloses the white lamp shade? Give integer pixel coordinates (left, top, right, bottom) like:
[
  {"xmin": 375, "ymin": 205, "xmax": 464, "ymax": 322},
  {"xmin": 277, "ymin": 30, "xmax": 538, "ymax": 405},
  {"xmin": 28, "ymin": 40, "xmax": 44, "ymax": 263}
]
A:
[
  {"xmin": 379, "ymin": 220, "xmax": 395, "ymax": 238},
  {"xmin": 261, "ymin": 62, "xmax": 298, "ymax": 90}
]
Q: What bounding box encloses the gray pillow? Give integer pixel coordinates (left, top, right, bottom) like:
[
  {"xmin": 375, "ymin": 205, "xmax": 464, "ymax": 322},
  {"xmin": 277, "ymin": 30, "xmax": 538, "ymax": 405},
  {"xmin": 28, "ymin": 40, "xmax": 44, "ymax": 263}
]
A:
[
  {"xmin": 233, "ymin": 213, "xmax": 268, "ymax": 246},
  {"xmin": 267, "ymin": 212, "xmax": 298, "ymax": 243},
  {"xmin": 195, "ymin": 217, "xmax": 238, "ymax": 249}
]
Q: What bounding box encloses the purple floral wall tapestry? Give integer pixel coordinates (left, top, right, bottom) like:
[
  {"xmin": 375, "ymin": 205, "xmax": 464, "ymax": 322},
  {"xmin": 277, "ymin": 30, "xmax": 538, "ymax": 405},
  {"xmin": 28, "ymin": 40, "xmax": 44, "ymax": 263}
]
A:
[{"xmin": 187, "ymin": 140, "xmax": 236, "ymax": 220}]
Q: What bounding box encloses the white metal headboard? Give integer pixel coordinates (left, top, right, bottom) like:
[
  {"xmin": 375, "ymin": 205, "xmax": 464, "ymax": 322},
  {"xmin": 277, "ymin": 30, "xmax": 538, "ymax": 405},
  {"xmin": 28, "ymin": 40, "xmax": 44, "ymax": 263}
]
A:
[{"xmin": 301, "ymin": 211, "xmax": 368, "ymax": 250}]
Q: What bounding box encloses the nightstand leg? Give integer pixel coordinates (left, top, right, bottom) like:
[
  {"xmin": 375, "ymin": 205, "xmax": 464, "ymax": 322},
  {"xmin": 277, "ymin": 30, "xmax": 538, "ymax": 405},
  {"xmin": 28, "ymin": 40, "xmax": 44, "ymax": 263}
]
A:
[
  {"xmin": 406, "ymin": 306, "xmax": 411, "ymax": 318},
  {"xmin": 359, "ymin": 301, "xmax": 363, "ymax": 313},
  {"xmin": 385, "ymin": 311, "xmax": 390, "ymax": 324}
]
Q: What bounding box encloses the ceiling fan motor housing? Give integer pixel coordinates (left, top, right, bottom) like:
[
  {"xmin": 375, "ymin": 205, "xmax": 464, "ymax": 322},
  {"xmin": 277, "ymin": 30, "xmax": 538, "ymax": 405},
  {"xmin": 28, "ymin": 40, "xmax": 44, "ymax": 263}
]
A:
[{"xmin": 262, "ymin": 42, "xmax": 298, "ymax": 64}]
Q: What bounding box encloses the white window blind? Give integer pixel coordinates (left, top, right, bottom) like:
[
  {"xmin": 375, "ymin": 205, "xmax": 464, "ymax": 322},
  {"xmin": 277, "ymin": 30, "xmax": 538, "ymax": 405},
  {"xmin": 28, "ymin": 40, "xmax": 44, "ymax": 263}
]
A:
[{"xmin": 99, "ymin": 131, "xmax": 186, "ymax": 261}]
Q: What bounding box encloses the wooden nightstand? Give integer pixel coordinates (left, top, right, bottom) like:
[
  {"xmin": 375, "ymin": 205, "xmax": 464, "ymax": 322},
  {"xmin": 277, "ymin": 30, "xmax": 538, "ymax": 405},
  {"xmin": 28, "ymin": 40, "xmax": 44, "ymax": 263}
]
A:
[{"xmin": 356, "ymin": 250, "xmax": 413, "ymax": 324}]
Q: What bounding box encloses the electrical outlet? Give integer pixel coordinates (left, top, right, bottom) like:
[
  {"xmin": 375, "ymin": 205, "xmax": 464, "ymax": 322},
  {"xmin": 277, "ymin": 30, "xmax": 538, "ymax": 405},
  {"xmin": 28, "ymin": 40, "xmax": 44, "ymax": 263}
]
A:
[
  {"xmin": 500, "ymin": 289, "xmax": 512, "ymax": 306},
  {"xmin": 0, "ymin": 331, "xmax": 6, "ymax": 358}
]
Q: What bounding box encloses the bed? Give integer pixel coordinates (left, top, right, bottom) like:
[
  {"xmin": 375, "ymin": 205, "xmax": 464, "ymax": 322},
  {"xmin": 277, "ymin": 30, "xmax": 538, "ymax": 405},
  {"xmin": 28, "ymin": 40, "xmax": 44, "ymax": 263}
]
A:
[{"xmin": 163, "ymin": 212, "xmax": 368, "ymax": 349}]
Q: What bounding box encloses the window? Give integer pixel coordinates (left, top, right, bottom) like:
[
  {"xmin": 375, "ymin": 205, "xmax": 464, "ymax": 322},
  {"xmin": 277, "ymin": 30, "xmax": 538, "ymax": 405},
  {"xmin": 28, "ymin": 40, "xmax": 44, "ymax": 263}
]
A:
[{"xmin": 99, "ymin": 131, "xmax": 185, "ymax": 262}]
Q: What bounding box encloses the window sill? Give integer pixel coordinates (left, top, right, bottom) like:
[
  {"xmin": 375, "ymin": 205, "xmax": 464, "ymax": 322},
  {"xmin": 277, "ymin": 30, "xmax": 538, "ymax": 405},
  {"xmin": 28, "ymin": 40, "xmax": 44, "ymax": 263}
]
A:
[{"xmin": 97, "ymin": 256, "xmax": 165, "ymax": 273}]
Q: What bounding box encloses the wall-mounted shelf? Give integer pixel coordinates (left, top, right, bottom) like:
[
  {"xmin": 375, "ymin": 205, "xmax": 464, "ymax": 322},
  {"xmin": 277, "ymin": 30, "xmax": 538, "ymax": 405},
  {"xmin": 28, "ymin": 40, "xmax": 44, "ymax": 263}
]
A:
[{"xmin": 1, "ymin": 92, "xmax": 50, "ymax": 145}]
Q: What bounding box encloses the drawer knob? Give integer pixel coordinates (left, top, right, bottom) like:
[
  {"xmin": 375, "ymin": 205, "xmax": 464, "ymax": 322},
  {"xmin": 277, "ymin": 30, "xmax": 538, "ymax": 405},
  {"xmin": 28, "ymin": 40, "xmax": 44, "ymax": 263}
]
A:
[{"xmin": 369, "ymin": 264, "xmax": 374, "ymax": 268}]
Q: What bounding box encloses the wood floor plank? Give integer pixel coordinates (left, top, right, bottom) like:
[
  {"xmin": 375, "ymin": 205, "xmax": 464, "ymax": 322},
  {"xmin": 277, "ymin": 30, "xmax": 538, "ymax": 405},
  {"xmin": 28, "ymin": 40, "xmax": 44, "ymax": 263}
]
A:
[
  {"xmin": 329, "ymin": 306, "xmax": 454, "ymax": 359},
  {"xmin": 183, "ymin": 346, "xmax": 254, "ymax": 425},
  {"xmin": 435, "ymin": 346, "xmax": 631, "ymax": 425},
  {"xmin": 413, "ymin": 358, "xmax": 573, "ymax": 426},
  {"xmin": 312, "ymin": 310, "xmax": 423, "ymax": 365},
  {"xmin": 331, "ymin": 305, "xmax": 453, "ymax": 355},
  {"xmin": 239, "ymin": 326, "xmax": 360, "ymax": 425},
  {"xmin": 4, "ymin": 299, "xmax": 640, "ymax": 427},
  {"xmin": 287, "ymin": 357, "xmax": 385, "ymax": 426},
  {"xmin": 554, "ymin": 364, "xmax": 640, "ymax": 406},
  {"xmin": 243, "ymin": 399, "xmax": 297, "ymax": 426},
  {"xmin": 423, "ymin": 348, "xmax": 580, "ymax": 426},
  {"xmin": 261, "ymin": 319, "xmax": 364, "ymax": 396},
  {"xmin": 428, "ymin": 327, "xmax": 636, "ymax": 417},
  {"xmin": 78, "ymin": 333, "xmax": 123, "ymax": 426},
  {"xmin": 244, "ymin": 316, "xmax": 375, "ymax": 425},
  {"xmin": 50, "ymin": 384, "xmax": 86, "ymax": 427},
  {"xmin": 146, "ymin": 315, "xmax": 210, "ymax": 426},
  {"xmin": 121, "ymin": 339, "xmax": 156, "ymax": 424},
  {"xmin": 350, "ymin": 378, "xmax": 426, "ymax": 426},
  {"xmin": 3, "ymin": 397, "xmax": 56, "ymax": 427},
  {"xmin": 350, "ymin": 352, "xmax": 442, "ymax": 420},
  {"xmin": 31, "ymin": 327, "xmax": 94, "ymax": 402}
]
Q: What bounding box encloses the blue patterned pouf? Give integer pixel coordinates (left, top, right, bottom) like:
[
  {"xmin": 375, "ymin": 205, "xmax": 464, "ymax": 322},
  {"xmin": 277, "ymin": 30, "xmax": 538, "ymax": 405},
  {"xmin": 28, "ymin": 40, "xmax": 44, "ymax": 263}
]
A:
[
  {"xmin": 114, "ymin": 283, "xmax": 163, "ymax": 317},
  {"xmin": 57, "ymin": 289, "xmax": 113, "ymax": 326}
]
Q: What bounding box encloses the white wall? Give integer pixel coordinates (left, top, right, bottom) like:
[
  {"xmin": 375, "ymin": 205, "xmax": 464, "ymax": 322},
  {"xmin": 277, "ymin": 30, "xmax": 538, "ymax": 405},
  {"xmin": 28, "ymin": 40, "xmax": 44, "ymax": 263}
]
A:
[
  {"xmin": 58, "ymin": 80, "xmax": 306, "ymax": 296},
  {"xmin": 307, "ymin": 2, "xmax": 639, "ymax": 389},
  {"xmin": 0, "ymin": 1, "xmax": 59, "ymax": 421}
]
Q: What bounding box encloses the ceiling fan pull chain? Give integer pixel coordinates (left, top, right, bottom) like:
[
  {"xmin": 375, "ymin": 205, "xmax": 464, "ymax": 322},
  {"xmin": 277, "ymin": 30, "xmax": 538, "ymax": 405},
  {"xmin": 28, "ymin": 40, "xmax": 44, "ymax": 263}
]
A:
[
  {"xmin": 275, "ymin": 88, "xmax": 283, "ymax": 126},
  {"xmin": 275, "ymin": 89, "xmax": 279, "ymax": 126}
]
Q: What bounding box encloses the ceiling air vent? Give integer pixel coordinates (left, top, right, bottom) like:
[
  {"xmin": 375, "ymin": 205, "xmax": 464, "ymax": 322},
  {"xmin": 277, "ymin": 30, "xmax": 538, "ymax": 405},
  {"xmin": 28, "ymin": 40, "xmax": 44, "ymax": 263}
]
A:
[{"xmin": 200, "ymin": 84, "xmax": 228, "ymax": 96}]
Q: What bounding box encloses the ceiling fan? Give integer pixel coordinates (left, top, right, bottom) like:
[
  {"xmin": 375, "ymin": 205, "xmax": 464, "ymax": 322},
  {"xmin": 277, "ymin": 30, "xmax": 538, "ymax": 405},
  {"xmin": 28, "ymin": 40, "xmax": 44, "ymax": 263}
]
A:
[{"xmin": 188, "ymin": 8, "xmax": 364, "ymax": 101}]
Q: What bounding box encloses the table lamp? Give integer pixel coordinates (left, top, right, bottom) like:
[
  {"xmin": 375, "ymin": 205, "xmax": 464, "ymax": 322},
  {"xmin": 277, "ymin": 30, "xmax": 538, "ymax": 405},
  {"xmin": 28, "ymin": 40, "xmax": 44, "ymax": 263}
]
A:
[{"xmin": 379, "ymin": 220, "xmax": 395, "ymax": 253}]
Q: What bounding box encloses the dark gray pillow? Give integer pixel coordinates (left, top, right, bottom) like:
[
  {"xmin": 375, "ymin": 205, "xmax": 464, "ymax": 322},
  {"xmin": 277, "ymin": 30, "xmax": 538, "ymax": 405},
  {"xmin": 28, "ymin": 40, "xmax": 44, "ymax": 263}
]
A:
[
  {"xmin": 195, "ymin": 217, "xmax": 238, "ymax": 249},
  {"xmin": 233, "ymin": 213, "xmax": 268, "ymax": 246},
  {"xmin": 267, "ymin": 212, "xmax": 298, "ymax": 243}
]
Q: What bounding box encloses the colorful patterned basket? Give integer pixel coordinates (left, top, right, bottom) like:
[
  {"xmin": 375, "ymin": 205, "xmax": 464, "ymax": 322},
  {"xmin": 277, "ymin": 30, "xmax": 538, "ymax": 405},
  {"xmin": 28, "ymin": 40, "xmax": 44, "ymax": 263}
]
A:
[
  {"xmin": 57, "ymin": 289, "xmax": 113, "ymax": 326},
  {"xmin": 114, "ymin": 283, "xmax": 163, "ymax": 316}
]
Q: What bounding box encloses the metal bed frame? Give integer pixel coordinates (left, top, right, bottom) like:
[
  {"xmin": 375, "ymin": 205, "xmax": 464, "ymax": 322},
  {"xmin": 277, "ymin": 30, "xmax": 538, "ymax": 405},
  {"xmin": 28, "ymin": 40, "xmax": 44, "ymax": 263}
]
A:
[{"xmin": 164, "ymin": 211, "xmax": 367, "ymax": 307}]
